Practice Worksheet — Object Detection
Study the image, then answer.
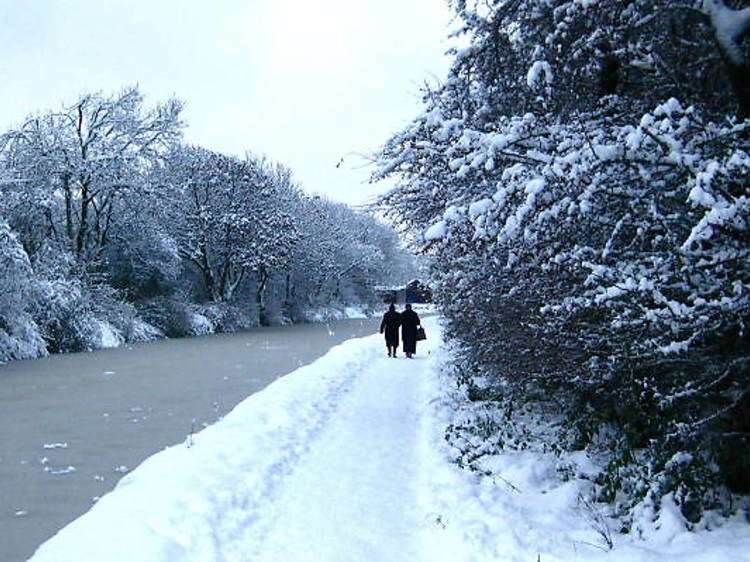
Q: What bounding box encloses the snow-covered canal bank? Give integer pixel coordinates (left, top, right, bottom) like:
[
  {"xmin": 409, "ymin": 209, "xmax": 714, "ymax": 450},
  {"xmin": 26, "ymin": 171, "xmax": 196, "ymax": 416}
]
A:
[{"xmin": 0, "ymin": 317, "xmax": 379, "ymax": 562}]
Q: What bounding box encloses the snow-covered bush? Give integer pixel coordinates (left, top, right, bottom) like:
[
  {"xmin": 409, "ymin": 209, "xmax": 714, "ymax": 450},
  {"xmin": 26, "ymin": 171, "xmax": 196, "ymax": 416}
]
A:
[
  {"xmin": 187, "ymin": 310, "xmax": 215, "ymax": 336},
  {"xmin": 138, "ymin": 296, "xmax": 228, "ymax": 337},
  {"xmin": 125, "ymin": 319, "xmax": 164, "ymax": 343},
  {"xmin": 30, "ymin": 279, "xmax": 131, "ymax": 352},
  {"xmin": 104, "ymin": 225, "xmax": 181, "ymax": 300},
  {"xmin": 375, "ymin": 0, "xmax": 750, "ymax": 529},
  {"xmin": 0, "ymin": 219, "xmax": 46, "ymax": 362},
  {"xmin": 199, "ymin": 301, "xmax": 260, "ymax": 333}
]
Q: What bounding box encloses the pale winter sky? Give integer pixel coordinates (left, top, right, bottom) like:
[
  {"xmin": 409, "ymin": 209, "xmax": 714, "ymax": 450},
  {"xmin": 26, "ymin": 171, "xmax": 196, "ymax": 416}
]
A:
[{"xmin": 0, "ymin": 0, "xmax": 452, "ymax": 206}]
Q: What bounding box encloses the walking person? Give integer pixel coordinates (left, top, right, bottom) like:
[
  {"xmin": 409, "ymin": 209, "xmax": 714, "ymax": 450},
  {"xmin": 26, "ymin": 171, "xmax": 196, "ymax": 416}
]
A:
[
  {"xmin": 400, "ymin": 303, "xmax": 421, "ymax": 358},
  {"xmin": 379, "ymin": 303, "xmax": 401, "ymax": 357}
]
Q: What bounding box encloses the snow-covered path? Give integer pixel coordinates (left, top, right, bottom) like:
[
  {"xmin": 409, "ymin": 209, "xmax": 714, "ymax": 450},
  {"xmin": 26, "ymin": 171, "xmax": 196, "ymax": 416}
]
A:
[{"xmin": 251, "ymin": 348, "xmax": 426, "ymax": 561}]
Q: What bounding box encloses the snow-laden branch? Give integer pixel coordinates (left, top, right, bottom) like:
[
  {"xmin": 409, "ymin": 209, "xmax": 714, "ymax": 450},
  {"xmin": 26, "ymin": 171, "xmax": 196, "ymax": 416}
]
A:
[{"xmin": 702, "ymin": 0, "xmax": 750, "ymax": 66}]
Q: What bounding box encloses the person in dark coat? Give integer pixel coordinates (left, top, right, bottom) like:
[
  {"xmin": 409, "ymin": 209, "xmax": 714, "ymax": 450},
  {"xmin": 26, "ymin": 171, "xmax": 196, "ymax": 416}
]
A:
[
  {"xmin": 379, "ymin": 304, "xmax": 401, "ymax": 357},
  {"xmin": 400, "ymin": 303, "xmax": 421, "ymax": 358}
]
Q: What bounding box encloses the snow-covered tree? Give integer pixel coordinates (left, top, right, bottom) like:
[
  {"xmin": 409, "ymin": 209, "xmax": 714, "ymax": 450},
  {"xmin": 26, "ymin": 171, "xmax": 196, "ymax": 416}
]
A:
[
  {"xmin": 285, "ymin": 195, "xmax": 414, "ymax": 315},
  {"xmin": 376, "ymin": 0, "xmax": 750, "ymax": 527},
  {"xmin": 0, "ymin": 218, "xmax": 46, "ymax": 362},
  {"xmin": 0, "ymin": 88, "xmax": 184, "ymax": 351},
  {"xmin": 0, "ymin": 87, "xmax": 183, "ymax": 268},
  {"xmin": 158, "ymin": 147, "xmax": 298, "ymax": 315},
  {"xmin": 0, "ymin": 88, "xmax": 416, "ymax": 358},
  {"xmin": 439, "ymin": 0, "xmax": 749, "ymax": 118}
]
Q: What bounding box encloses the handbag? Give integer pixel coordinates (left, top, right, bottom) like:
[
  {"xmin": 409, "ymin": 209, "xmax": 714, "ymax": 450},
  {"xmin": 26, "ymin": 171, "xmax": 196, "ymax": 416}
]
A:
[{"xmin": 416, "ymin": 326, "xmax": 427, "ymax": 341}]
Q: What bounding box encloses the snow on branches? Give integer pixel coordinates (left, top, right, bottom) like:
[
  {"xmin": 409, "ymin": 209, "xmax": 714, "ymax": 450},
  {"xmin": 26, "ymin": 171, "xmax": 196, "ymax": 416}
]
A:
[
  {"xmin": 376, "ymin": 0, "xmax": 750, "ymax": 528},
  {"xmin": 382, "ymin": 94, "xmax": 750, "ymax": 356},
  {"xmin": 702, "ymin": 0, "xmax": 750, "ymax": 66}
]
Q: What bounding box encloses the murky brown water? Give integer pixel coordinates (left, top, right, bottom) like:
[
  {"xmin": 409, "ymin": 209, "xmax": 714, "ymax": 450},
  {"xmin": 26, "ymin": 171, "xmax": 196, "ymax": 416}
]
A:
[{"xmin": 0, "ymin": 317, "xmax": 379, "ymax": 562}]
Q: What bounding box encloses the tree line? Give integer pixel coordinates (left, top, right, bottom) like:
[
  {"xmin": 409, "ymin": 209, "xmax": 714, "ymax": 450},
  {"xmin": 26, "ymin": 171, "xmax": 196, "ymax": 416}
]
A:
[
  {"xmin": 376, "ymin": 0, "xmax": 750, "ymax": 532},
  {"xmin": 0, "ymin": 87, "xmax": 414, "ymax": 363}
]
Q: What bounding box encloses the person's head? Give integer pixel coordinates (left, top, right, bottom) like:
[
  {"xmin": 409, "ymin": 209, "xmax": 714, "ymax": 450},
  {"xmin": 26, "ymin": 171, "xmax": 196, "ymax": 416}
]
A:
[
  {"xmin": 388, "ymin": 304, "xmax": 395, "ymax": 312},
  {"xmin": 405, "ymin": 303, "xmax": 412, "ymax": 310}
]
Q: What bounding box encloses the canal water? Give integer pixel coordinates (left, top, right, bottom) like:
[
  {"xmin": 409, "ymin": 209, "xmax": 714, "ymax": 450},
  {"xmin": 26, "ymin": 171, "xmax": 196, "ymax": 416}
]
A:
[{"xmin": 0, "ymin": 317, "xmax": 379, "ymax": 562}]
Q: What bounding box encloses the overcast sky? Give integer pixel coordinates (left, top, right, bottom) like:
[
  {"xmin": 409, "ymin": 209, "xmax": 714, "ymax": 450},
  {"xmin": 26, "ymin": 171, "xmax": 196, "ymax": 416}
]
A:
[{"xmin": 0, "ymin": 0, "xmax": 452, "ymax": 206}]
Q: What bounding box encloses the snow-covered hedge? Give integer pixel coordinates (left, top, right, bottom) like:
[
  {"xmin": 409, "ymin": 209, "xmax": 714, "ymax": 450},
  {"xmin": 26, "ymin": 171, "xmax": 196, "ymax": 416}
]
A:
[{"xmin": 375, "ymin": 0, "xmax": 750, "ymax": 531}]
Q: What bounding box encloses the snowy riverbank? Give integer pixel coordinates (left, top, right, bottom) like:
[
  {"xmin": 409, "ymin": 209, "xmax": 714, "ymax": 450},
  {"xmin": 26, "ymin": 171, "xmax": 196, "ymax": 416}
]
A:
[{"xmin": 28, "ymin": 317, "xmax": 750, "ymax": 561}]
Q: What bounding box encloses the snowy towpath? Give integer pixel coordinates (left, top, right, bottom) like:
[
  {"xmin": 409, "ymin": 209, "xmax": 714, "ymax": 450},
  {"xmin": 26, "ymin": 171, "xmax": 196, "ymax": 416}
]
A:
[
  {"xmin": 250, "ymin": 336, "xmax": 427, "ymax": 561},
  {"xmin": 29, "ymin": 318, "xmax": 441, "ymax": 562}
]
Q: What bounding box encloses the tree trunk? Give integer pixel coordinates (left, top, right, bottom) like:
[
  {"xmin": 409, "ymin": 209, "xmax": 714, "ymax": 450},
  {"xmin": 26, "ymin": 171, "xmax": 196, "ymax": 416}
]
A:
[
  {"xmin": 705, "ymin": 0, "xmax": 750, "ymax": 117},
  {"xmin": 62, "ymin": 172, "xmax": 74, "ymax": 245},
  {"xmin": 284, "ymin": 272, "xmax": 293, "ymax": 305},
  {"xmin": 200, "ymin": 246, "xmax": 219, "ymax": 301},
  {"xmin": 727, "ymin": 62, "xmax": 750, "ymax": 118},
  {"xmin": 256, "ymin": 266, "xmax": 269, "ymax": 326},
  {"xmin": 76, "ymin": 181, "xmax": 89, "ymax": 261}
]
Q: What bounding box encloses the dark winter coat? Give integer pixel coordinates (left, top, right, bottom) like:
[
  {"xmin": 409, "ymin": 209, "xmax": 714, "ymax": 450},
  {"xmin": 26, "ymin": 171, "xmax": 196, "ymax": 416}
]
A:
[
  {"xmin": 380, "ymin": 310, "xmax": 401, "ymax": 347},
  {"xmin": 400, "ymin": 308, "xmax": 421, "ymax": 354}
]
